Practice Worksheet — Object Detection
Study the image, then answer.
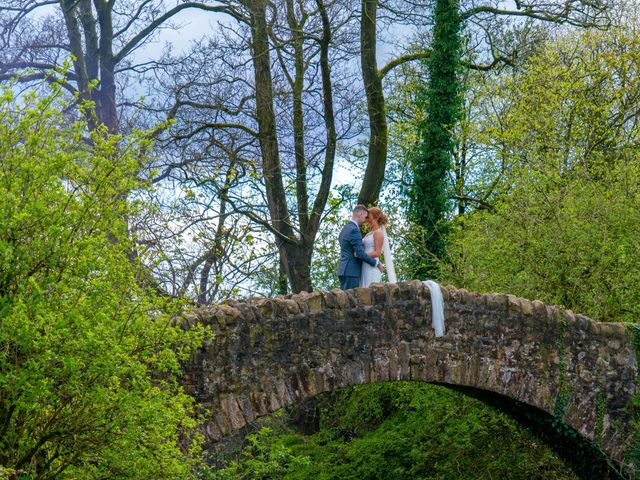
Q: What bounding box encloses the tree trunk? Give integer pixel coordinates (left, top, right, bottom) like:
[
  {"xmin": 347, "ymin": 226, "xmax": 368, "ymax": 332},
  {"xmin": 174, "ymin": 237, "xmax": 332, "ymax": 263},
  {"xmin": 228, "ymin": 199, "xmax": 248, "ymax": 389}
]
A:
[
  {"xmin": 197, "ymin": 188, "xmax": 231, "ymax": 304},
  {"xmin": 309, "ymin": 0, "xmax": 337, "ymax": 235},
  {"xmin": 358, "ymin": 0, "xmax": 388, "ymax": 206},
  {"xmin": 96, "ymin": 2, "xmax": 118, "ymax": 133},
  {"xmin": 279, "ymin": 241, "xmax": 313, "ymax": 293},
  {"xmin": 286, "ymin": 0, "xmax": 309, "ymax": 233},
  {"xmin": 247, "ymin": 0, "xmax": 312, "ymax": 292},
  {"xmin": 61, "ymin": 0, "xmax": 118, "ymax": 134},
  {"xmin": 247, "ymin": 0, "xmax": 292, "ymax": 236}
]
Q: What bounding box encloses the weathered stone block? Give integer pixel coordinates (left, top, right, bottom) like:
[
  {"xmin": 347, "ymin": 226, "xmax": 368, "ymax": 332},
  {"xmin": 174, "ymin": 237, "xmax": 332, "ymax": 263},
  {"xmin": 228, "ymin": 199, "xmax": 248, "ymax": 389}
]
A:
[
  {"xmin": 352, "ymin": 287, "xmax": 373, "ymax": 306},
  {"xmin": 458, "ymin": 288, "xmax": 469, "ymax": 303},
  {"xmin": 282, "ymin": 299, "xmax": 300, "ymax": 315},
  {"xmin": 325, "ymin": 289, "xmax": 347, "ymax": 309},
  {"xmin": 506, "ymin": 294, "xmax": 520, "ymax": 316},
  {"xmin": 305, "ymin": 291, "xmax": 324, "ymax": 314},
  {"xmin": 520, "ymin": 299, "xmax": 534, "ymax": 316},
  {"xmin": 385, "ymin": 282, "xmax": 401, "ymax": 300},
  {"xmin": 399, "ymin": 281, "xmax": 418, "ymax": 300},
  {"xmin": 484, "ymin": 293, "xmax": 506, "ymax": 310},
  {"xmin": 531, "ymin": 299, "xmax": 546, "ymax": 315},
  {"xmin": 466, "ymin": 290, "xmax": 481, "ymax": 306},
  {"xmin": 206, "ymin": 419, "xmax": 223, "ymax": 441},
  {"xmin": 219, "ymin": 304, "xmax": 243, "ymax": 325},
  {"xmin": 440, "ymin": 285, "xmax": 453, "ymax": 300},
  {"xmin": 253, "ymin": 299, "xmax": 275, "ymax": 320},
  {"xmin": 370, "ymin": 283, "xmax": 387, "ymax": 304}
]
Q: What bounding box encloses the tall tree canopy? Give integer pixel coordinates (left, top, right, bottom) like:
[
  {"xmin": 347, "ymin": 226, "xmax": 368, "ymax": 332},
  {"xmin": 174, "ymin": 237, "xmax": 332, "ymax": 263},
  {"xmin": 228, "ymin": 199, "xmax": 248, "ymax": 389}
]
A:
[
  {"xmin": 0, "ymin": 0, "xmax": 235, "ymax": 133},
  {"xmin": 356, "ymin": 0, "xmax": 612, "ymax": 208},
  {"xmin": 0, "ymin": 0, "xmax": 616, "ymax": 296},
  {"xmin": 148, "ymin": 0, "xmax": 359, "ymax": 293},
  {"xmin": 445, "ymin": 25, "xmax": 640, "ymax": 322}
]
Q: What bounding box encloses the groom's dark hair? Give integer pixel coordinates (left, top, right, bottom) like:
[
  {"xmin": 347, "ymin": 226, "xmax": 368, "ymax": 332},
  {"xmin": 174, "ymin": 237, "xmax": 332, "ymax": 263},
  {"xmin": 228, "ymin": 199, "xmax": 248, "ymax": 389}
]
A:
[{"xmin": 352, "ymin": 204, "xmax": 368, "ymax": 215}]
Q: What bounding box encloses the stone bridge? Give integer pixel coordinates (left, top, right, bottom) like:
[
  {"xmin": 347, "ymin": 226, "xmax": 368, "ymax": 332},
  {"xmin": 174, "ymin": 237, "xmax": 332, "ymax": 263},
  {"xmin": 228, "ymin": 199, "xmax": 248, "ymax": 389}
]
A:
[{"xmin": 182, "ymin": 281, "xmax": 638, "ymax": 470}]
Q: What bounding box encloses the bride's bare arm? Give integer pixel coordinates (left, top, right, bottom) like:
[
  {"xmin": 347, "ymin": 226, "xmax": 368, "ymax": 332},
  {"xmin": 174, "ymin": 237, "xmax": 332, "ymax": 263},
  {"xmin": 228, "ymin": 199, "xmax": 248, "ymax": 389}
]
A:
[{"xmin": 369, "ymin": 230, "xmax": 384, "ymax": 258}]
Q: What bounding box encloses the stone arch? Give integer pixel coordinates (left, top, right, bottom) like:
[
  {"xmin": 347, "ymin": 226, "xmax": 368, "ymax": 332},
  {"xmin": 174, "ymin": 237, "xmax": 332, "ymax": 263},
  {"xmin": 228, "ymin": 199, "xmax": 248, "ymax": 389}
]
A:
[{"xmin": 181, "ymin": 281, "xmax": 637, "ymax": 472}]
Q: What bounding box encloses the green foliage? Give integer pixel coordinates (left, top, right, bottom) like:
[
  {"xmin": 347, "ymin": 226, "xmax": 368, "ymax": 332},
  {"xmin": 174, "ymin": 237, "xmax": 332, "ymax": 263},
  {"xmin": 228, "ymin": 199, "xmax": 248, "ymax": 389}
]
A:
[
  {"xmin": 446, "ymin": 161, "xmax": 640, "ymax": 322},
  {"xmin": 444, "ymin": 26, "xmax": 640, "ymax": 323},
  {"xmin": 309, "ymin": 191, "xmax": 348, "ymax": 291},
  {"xmin": 0, "ymin": 83, "xmax": 206, "ymax": 479},
  {"xmin": 384, "ymin": 57, "xmax": 506, "ymax": 283},
  {"xmin": 407, "ymin": 0, "xmax": 463, "ymax": 280},
  {"xmin": 208, "ymin": 428, "xmax": 311, "ymax": 480},
  {"xmin": 213, "ymin": 383, "xmax": 577, "ymax": 479}
]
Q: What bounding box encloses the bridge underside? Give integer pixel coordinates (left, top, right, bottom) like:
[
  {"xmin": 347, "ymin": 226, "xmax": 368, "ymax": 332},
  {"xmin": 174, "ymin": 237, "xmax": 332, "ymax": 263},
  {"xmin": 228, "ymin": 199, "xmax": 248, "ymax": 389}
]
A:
[{"xmin": 182, "ymin": 282, "xmax": 638, "ymax": 473}]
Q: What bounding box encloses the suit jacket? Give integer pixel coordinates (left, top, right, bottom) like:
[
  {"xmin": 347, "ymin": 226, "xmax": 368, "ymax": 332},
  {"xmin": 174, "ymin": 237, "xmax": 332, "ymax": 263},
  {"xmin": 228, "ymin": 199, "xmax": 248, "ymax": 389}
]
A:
[{"xmin": 337, "ymin": 221, "xmax": 378, "ymax": 277}]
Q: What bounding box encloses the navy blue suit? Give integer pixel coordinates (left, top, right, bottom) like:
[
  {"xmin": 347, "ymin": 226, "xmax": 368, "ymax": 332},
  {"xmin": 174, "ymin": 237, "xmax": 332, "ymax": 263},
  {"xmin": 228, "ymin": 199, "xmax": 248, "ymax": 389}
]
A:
[{"xmin": 337, "ymin": 221, "xmax": 378, "ymax": 290}]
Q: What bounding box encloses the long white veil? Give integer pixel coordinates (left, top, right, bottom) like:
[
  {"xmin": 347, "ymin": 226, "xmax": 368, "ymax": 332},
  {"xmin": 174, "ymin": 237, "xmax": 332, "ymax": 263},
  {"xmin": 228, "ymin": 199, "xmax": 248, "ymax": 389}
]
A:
[
  {"xmin": 424, "ymin": 280, "xmax": 445, "ymax": 337},
  {"xmin": 379, "ymin": 226, "xmax": 444, "ymax": 337},
  {"xmin": 381, "ymin": 225, "xmax": 397, "ymax": 283}
]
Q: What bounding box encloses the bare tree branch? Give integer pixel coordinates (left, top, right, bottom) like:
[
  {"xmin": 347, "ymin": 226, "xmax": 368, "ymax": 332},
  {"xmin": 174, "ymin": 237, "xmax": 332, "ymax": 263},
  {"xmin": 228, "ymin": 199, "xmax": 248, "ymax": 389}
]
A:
[{"xmin": 114, "ymin": 2, "xmax": 244, "ymax": 63}]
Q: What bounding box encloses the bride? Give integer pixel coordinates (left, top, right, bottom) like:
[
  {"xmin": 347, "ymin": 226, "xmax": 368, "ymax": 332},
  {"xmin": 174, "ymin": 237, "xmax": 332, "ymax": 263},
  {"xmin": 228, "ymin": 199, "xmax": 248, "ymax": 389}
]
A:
[
  {"xmin": 359, "ymin": 207, "xmax": 444, "ymax": 336},
  {"xmin": 360, "ymin": 207, "xmax": 397, "ymax": 287}
]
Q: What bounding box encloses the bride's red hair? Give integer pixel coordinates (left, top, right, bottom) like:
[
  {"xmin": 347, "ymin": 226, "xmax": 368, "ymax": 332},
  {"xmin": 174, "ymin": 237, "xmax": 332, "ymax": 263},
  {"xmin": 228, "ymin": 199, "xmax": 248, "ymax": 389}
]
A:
[{"xmin": 367, "ymin": 207, "xmax": 388, "ymax": 226}]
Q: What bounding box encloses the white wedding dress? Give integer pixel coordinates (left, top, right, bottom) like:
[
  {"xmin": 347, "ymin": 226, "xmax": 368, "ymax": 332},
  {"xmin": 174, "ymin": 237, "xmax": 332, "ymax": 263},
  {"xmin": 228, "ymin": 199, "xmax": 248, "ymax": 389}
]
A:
[
  {"xmin": 357, "ymin": 227, "xmax": 445, "ymax": 337},
  {"xmin": 360, "ymin": 227, "xmax": 397, "ymax": 287}
]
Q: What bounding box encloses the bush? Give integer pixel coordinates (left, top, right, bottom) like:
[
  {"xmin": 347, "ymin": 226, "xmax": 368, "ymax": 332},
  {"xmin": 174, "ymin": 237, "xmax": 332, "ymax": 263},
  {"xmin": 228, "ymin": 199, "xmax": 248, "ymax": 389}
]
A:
[
  {"xmin": 0, "ymin": 83, "xmax": 206, "ymax": 479},
  {"xmin": 213, "ymin": 383, "xmax": 577, "ymax": 479}
]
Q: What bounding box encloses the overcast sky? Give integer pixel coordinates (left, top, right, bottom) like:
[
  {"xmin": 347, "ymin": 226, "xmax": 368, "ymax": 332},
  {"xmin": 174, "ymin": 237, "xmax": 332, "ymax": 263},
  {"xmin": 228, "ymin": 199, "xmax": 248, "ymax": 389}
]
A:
[
  {"xmin": 30, "ymin": 3, "xmax": 411, "ymax": 192},
  {"xmin": 134, "ymin": 6, "xmax": 406, "ymax": 65},
  {"xmin": 133, "ymin": 5, "xmax": 407, "ymax": 191}
]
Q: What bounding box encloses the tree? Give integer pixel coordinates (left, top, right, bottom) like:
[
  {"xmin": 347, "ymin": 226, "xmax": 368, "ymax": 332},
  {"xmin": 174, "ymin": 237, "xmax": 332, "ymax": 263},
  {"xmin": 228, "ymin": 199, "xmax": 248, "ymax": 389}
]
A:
[
  {"xmin": 0, "ymin": 0, "xmax": 234, "ymax": 133},
  {"xmin": 151, "ymin": 0, "xmax": 359, "ymax": 293},
  {"xmin": 0, "ymin": 1, "xmax": 274, "ymax": 303},
  {"xmin": 406, "ymin": 0, "xmax": 463, "ymax": 280},
  {"xmin": 133, "ymin": 129, "xmax": 271, "ymax": 303},
  {"xmin": 242, "ymin": 0, "xmax": 345, "ymax": 292},
  {"xmin": 445, "ymin": 25, "xmax": 640, "ymax": 322},
  {"xmin": 356, "ymin": 0, "xmax": 612, "ymax": 208},
  {"xmin": 0, "ymin": 81, "xmax": 206, "ymax": 479},
  {"xmin": 357, "ymin": 0, "xmax": 388, "ymax": 207},
  {"xmin": 398, "ymin": 0, "xmax": 612, "ymax": 279}
]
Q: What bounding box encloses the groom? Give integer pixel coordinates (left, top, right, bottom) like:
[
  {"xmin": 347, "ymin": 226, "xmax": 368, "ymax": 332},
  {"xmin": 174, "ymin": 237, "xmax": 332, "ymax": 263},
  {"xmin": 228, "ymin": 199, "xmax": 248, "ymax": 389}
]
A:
[{"xmin": 337, "ymin": 204, "xmax": 384, "ymax": 290}]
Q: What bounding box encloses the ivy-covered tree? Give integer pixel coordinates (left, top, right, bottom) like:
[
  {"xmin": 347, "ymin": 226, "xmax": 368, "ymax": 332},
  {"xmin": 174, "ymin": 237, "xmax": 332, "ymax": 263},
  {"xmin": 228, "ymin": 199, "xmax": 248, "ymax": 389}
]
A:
[{"xmin": 407, "ymin": 0, "xmax": 463, "ymax": 280}]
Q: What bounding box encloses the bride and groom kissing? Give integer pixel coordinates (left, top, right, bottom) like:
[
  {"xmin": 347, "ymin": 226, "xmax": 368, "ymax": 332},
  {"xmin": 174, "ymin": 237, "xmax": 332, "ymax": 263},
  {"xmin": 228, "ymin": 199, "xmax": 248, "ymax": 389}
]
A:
[
  {"xmin": 337, "ymin": 204, "xmax": 445, "ymax": 336},
  {"xmin": 337, "ymin": 204, "xmax": 397, "ymax": 290}
]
